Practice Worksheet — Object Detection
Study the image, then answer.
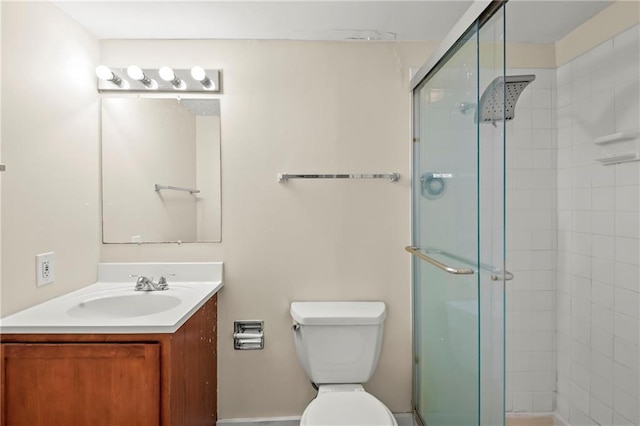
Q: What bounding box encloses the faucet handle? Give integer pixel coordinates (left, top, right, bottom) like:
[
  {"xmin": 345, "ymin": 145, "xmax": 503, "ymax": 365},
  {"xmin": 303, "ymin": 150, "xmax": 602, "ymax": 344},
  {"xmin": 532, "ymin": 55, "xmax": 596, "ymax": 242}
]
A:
[
  {"xmin": 130, "ymin": 274, "xmax": 153, "ymax": 290},
  {"xmin": 157, "ymin": 274, "xmax": 175, "ymax": 283},
  {"xmin": 157, "ymin": 274, "xmax": 175, "ymax": 288}
]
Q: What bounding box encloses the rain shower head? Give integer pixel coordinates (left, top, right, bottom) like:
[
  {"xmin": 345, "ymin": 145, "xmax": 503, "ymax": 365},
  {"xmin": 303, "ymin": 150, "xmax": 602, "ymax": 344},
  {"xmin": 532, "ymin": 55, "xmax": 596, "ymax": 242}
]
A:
[{"xmin": 460, "ymin": 74, "xmax": 536, "ymax": 125}]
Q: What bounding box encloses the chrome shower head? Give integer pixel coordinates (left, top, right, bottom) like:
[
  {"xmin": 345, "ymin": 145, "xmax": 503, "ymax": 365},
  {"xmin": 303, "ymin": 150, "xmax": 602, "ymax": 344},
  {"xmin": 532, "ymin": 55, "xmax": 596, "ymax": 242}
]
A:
[{"xmin": 478, "ymin": 74, "xmax": 535, "ymax": 124}]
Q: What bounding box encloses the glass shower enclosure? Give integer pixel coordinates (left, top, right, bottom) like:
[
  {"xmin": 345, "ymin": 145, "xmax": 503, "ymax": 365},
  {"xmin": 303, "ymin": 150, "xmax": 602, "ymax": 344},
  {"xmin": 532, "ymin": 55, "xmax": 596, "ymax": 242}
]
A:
[{"xmin": 409, "ymin": 2, "xmax": 509, "ymax": 425}]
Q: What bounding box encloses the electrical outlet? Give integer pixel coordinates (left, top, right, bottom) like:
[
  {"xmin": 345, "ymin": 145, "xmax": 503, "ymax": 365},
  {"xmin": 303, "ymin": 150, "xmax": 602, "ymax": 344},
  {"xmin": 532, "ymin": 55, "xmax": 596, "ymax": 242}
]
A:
[{"xmin": 36, "ymin": 252, "xmax": 55, "ymax": 286}]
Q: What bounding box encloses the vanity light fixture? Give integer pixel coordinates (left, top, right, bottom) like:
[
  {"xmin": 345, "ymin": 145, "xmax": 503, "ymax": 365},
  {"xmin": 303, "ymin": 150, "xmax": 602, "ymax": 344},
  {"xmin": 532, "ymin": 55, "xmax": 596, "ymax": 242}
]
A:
[
  {"xmin": 96, "ymin": 66, "xmax": 221, "ymax": 93},
  {"xmin": 127, "ymin": 65, "xmax": 158, "ymax": 89},
  {"xmin": 159, "ymin": 66, "xmax": 185, "ymax": 89},
  {"xmin": 95, "ymin": 65, "xmax": 123, "ymax": 87},
  {"xmin": 190, "ymin": 66, "xmax": 215, "ymax": 90}
]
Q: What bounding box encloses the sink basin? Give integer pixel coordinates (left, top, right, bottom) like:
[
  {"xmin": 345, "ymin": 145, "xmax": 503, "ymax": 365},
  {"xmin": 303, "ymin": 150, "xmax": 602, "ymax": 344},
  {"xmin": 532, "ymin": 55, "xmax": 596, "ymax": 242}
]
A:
[
  {"xmin": 0, "ymin": 262, "xmax": 223, "ymax": 334},
  {"xmin": 67, "ymin": 293, "xmax": 182, "ymax": 319}
]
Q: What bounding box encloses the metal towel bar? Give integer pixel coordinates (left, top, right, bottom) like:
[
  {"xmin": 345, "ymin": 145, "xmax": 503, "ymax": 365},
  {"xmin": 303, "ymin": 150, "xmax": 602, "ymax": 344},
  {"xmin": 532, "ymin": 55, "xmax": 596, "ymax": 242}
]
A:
[
  {"xmin": 154, "ymin": 184, "xmax": 200, "ymax": 194},
  {"xmin": 405, "ymin": 246, "xmax": 514, "ymax": 281},
  {"xmin": 278, "ymin": 173, "xmax": 400, "ymax": 182}
]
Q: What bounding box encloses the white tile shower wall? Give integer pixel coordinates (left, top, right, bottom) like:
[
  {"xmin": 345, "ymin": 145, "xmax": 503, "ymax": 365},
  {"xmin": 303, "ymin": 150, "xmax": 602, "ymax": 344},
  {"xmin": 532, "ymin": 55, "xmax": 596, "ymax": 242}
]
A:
[
  {"xmin": 555, "ymin": 25, "xmax": 640, "ymax": 426},
  {"xmin": 506, "ymin": 67, "xmax": 558, "ymax": 413}
]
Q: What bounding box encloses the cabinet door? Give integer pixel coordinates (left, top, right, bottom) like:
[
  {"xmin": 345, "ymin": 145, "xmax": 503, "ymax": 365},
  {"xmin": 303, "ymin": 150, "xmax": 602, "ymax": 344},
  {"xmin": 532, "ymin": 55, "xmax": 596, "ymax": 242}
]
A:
[{"xmin": 1, "ymin": 343, "xmax": 160, "ymax": 426}]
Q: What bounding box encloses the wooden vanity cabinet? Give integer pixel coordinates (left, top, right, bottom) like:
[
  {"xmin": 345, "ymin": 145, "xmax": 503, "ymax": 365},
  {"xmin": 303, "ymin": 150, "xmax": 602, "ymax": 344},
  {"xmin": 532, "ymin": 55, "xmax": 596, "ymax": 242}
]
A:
[{"xmin": 0, "ymin": 295, "xmax": 217, "ymax": 426}]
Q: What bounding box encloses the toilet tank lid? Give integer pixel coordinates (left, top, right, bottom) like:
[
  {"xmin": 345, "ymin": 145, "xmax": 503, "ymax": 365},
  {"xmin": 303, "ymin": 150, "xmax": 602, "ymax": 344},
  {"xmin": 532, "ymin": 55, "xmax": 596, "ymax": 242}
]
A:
[{"xmin": 290, "ymin": 302, "xmax": 386, "ymax": 325}]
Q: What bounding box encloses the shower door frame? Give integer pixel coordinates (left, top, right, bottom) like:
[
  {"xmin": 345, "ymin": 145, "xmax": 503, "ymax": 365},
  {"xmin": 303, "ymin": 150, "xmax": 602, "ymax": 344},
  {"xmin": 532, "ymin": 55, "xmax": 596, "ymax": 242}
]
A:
[
  {"xmin": 409, "ymin": 1, "xmax": 508, "ymax": 425},
  {"xmin": 409, "ymin": 1, "xmax": 505, "ymax": 92}
]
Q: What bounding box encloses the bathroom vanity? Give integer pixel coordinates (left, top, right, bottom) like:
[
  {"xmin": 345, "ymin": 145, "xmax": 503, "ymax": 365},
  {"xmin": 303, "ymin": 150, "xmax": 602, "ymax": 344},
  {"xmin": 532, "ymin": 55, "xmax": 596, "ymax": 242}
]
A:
[{"xmin": 0, "ymin": 262, "xmax": 222, "ymax": 426}]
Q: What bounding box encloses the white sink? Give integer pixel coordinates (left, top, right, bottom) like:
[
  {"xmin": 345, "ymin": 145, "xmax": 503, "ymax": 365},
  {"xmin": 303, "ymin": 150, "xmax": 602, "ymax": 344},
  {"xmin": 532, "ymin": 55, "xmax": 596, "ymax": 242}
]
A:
[
  {"xmin": 67, "ymin": 293, "xmax": 182, "ymax": 319},
  {"xmin": 0, "ymin": 262, "xmax": 223, "ymax": 334}
]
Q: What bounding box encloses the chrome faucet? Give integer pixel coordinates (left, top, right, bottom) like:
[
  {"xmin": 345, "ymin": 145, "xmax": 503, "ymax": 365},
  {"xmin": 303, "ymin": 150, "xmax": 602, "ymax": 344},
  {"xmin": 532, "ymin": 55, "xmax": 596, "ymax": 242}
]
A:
[{"xmin": 130, "ymin": 274, "xmax": 173, "ymax": 291}]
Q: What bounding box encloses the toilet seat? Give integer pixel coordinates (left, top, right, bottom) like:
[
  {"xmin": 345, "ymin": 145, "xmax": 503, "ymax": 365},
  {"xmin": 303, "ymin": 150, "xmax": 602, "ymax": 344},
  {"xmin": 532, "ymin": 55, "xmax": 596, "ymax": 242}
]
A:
[{"xmin": 300, "ymin": 385, "xmax": 397, "ymax": 426}]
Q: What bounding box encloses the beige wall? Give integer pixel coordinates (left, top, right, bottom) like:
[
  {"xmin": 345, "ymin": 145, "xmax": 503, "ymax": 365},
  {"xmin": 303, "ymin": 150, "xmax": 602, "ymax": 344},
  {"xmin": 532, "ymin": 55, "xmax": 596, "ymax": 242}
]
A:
[
  {"xmin": 1, "ymin": 1, "xmax": 100, "ymax": 315},
  {"xmin": 0, "ymin": 4, "xmax": 433, "ymax": 415},
  {"xmin": 99, "ymin": 39, "xmax": 434, "ymax": 418}
]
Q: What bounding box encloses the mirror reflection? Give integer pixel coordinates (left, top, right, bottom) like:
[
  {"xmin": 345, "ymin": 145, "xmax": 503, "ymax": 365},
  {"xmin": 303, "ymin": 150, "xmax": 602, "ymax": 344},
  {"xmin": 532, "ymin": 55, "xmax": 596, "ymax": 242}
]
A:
[{"xmin": 101, "ymin": 98, "xmax": 221, "ymax": 243}]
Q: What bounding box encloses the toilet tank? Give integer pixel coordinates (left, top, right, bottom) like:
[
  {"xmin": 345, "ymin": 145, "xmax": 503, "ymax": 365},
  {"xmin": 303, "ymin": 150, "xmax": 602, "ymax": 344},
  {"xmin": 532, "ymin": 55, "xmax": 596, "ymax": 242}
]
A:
[{"xmin": 290, "ymin": 301, "xmax": 386, "ymax": 384}]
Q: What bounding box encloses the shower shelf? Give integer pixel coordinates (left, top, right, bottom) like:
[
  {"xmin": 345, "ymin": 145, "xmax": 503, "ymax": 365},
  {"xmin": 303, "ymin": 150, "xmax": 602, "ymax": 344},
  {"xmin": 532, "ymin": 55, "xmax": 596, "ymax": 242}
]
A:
[
  {"xmin": 277, "ymin": 173, "xmax": 400, "ymax": 182},
  {"xmin": 592, "ymin": 129, "xmax": 639, "ymax": 145},
  {"xmin": 593, "ymin": 129, "xmax": 639, "ymax": 165},
  {"xmin": 595, "ymin": 153, "xmax": 639, "ymax": 165}
]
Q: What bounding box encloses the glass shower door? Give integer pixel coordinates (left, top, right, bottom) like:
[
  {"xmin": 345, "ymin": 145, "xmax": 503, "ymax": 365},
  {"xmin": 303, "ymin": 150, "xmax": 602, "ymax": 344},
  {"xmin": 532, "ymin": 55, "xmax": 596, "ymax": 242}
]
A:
[{"xmin": 410, "ymin": 6, "xmax": 505, "ymax": 426}]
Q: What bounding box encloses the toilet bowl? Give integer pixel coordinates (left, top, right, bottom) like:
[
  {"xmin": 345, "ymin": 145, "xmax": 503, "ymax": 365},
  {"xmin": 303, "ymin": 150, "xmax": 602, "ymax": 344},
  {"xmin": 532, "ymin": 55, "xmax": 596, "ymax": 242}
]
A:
[
  {"xmin": 300, "ymin": 384, "xmax": 397, "ymax": 426},
  {"xmin": 290, "ymin": 301, "xmax": 397, "ymax": 426}
]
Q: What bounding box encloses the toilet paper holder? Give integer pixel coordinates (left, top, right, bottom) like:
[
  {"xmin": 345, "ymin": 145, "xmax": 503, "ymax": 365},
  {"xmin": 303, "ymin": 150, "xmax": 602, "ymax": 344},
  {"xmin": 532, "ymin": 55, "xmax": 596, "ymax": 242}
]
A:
[{"xmin": 234, "ymin": 320, "xmax": 264, "ymax": 350}]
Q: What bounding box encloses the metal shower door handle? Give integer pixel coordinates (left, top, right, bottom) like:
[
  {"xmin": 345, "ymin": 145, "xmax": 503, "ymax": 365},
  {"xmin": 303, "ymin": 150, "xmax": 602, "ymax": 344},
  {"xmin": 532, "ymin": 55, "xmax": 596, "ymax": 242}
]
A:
[
  {"xmin": 405, "ymin": 246, "xmax": 475, "ymax": 275},
  {"xmin": 406, "ymin": 246, "xmax": 514, "ymax": 281},
  {"xmin": 491, "ymin": 271, "xmax": 514, "ymax": 281}
]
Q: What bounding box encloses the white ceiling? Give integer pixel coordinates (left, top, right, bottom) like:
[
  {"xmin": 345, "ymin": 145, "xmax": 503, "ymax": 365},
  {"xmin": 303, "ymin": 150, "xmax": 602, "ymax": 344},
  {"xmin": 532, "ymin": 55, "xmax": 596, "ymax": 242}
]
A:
[{"xmin": 53, "ymin": 1, "xmax": 613, "ymax": 43}]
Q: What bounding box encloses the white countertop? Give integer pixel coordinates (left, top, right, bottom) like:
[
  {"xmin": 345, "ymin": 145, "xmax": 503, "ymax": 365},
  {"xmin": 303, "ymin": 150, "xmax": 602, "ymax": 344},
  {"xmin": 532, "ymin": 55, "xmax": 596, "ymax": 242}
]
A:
[{"xmin": 0, "ymin": 262, "xmax": 223, "ymax": 334}]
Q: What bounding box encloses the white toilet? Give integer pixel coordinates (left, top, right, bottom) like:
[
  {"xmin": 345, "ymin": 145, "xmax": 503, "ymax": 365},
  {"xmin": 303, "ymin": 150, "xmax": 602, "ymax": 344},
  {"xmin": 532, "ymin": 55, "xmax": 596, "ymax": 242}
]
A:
[{"xmin": 290, "ymin": 301, "xmax": 397, "ymax": 426}]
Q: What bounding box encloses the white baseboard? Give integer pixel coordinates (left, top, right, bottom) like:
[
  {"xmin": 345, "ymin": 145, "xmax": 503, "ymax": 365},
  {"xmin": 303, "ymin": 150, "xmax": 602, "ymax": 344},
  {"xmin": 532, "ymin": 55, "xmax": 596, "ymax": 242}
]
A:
[
  {"xmin": 394, "ymin": 412, "xmax": 415, "ymax": 426},
  {"xmin": 217, "ymin": 417, "xmax": 300, "ymax": 426},
  {"xmin": 217, "ymin": 412, "xmax": 414, "ymax": 426}
]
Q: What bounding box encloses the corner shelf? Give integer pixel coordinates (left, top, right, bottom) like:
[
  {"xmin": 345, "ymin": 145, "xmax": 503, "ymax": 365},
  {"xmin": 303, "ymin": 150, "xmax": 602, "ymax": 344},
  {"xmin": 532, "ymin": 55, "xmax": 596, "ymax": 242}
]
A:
[
  {"xmin": 593, "ymin": 128, "xmax": 639, "ymax": 165},
  {"xmin": 592, "ymin": 129, "xmax": 639, "ymax": 145},
  {"xmin": 595, "ymin": 153, "xmax": 639, "ymax": 165}
]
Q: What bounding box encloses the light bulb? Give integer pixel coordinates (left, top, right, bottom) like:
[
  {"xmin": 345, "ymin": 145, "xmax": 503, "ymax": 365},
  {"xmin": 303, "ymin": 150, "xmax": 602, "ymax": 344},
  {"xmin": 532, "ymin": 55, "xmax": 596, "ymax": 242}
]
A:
[
  {"xmin": 127, "ymin": 65, "xmax": 156, "ymax": 89},
  {"xmin": 190, "ymin": 66, "xmax": 214, "ymax": 90},
  {"xmin": 95, "ymin": 65, "xmax": 123, "ymax": 87},
  {"xmin": 159, "ymin": 66, "xmax": 183, "ymax": 89},
  {"xmin": 190, "ymin": 66, "xmax": 206, "ymax": 82},
  {"xmin": 127, "ymin": 65, "xmax": 145, "ymax": 81},
  {"xmin": 159, "ymin": 66, "xmax": 175, "ymax": 81},
  {"xmin": 96, "ymin": 65, "xmax": 114, "ymax": 81}
]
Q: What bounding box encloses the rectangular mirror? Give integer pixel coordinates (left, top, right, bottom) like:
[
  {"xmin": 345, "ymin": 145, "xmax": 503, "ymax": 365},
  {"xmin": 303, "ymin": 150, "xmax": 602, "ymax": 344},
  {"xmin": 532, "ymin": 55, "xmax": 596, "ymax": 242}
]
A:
[{"xmin": 101, "ymin": 97, "xmax": 221, "ymax": 243}]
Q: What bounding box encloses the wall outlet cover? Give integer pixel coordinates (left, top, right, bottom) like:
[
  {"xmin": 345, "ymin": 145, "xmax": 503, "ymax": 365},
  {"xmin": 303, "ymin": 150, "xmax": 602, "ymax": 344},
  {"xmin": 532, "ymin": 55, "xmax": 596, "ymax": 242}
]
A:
[{"xmin": 36, "ymin": 252, "xmax": 55, "ymax": 286}]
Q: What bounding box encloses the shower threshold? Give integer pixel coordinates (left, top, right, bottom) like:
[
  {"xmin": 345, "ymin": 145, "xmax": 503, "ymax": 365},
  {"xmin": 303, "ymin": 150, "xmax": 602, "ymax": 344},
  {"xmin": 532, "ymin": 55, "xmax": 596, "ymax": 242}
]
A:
[{"xmin": 506, "ymin": 414, "xmax": 568, "ymax": 426}]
